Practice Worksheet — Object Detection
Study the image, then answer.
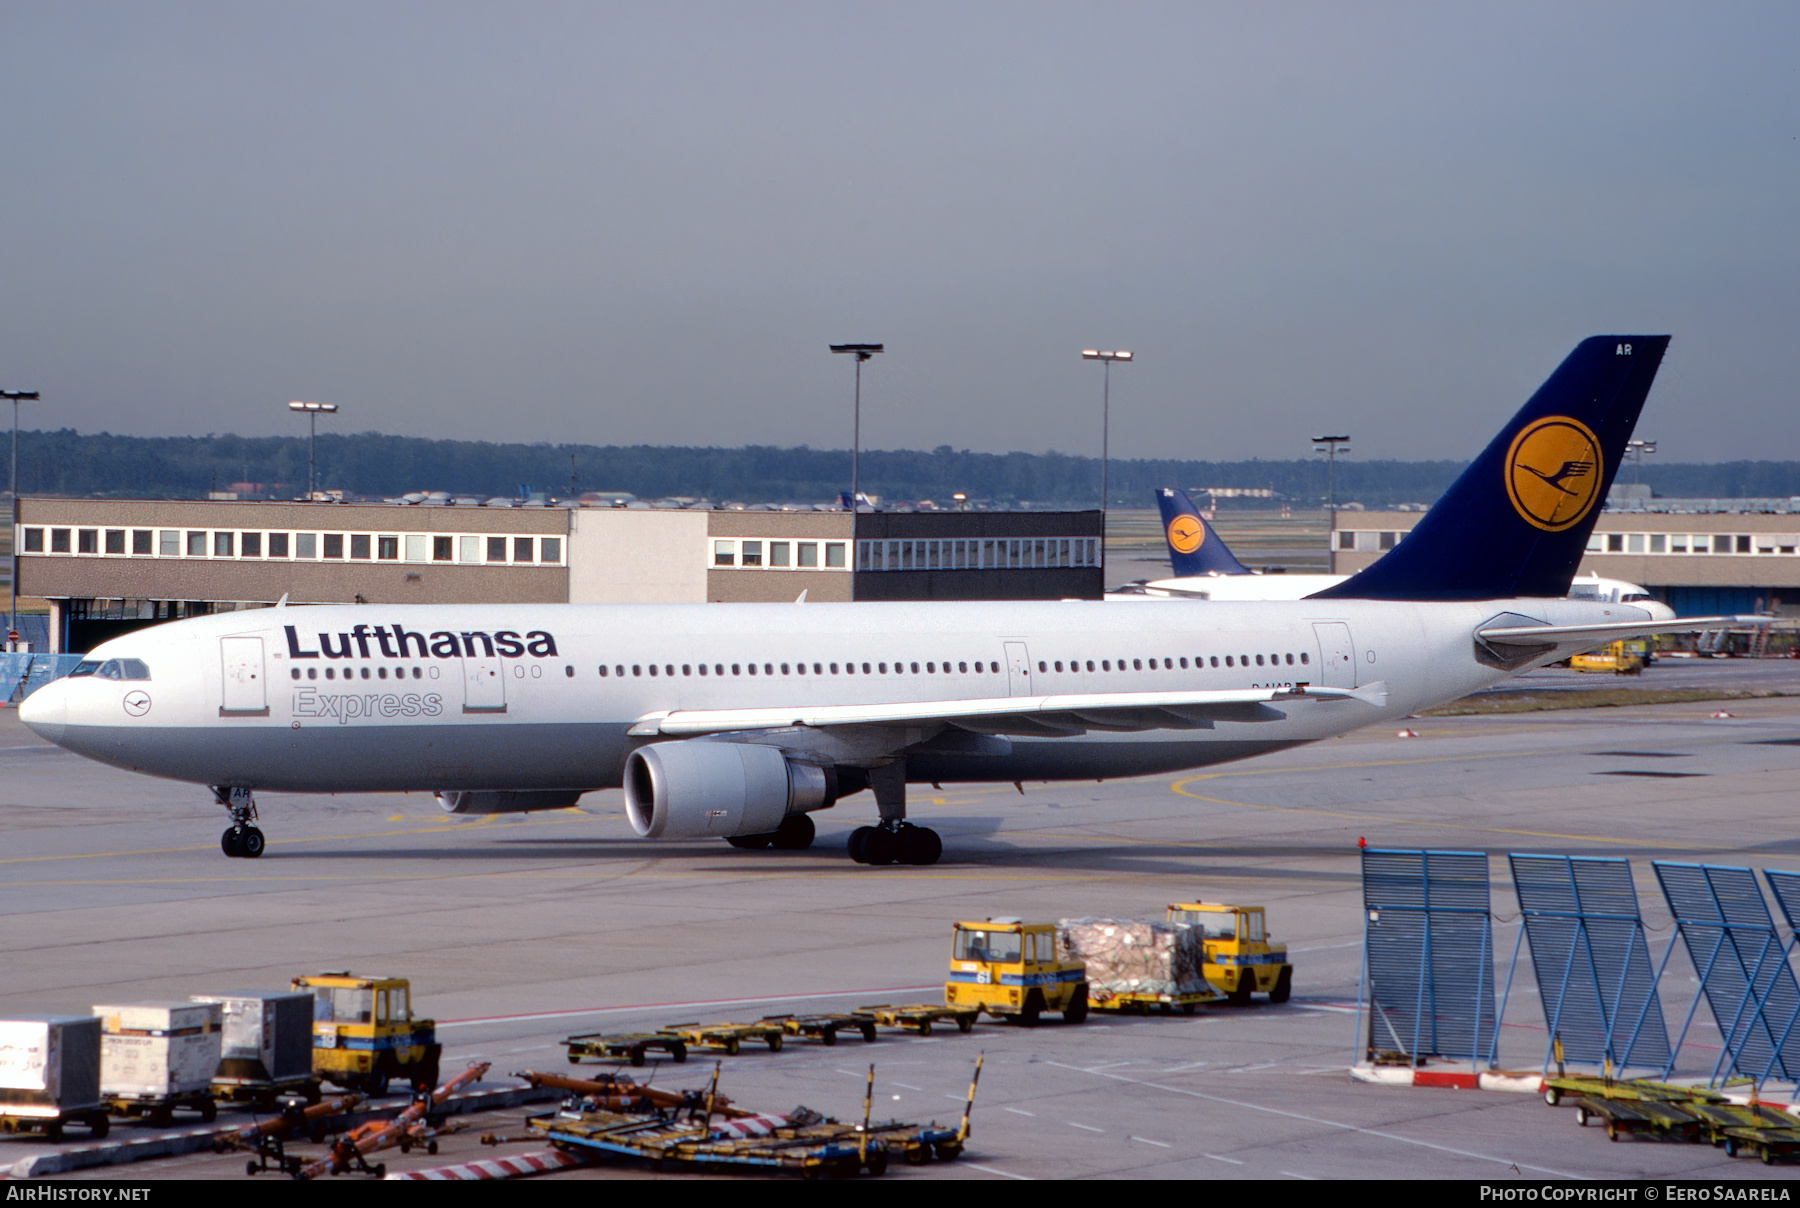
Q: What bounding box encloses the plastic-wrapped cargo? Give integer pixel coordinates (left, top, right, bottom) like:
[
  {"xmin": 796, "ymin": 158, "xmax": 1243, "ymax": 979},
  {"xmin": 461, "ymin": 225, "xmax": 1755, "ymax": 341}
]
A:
[
  {"xmin": 0, "ymin": 1015, "xmax": 103, "ymax": 1119},
  {"xmin": 92, "ymin": 1002, "xmax": 222, "ymax": 1099},
  {"xmin": 190, "ymin": 992, "xmax": 314, "ymax": 1087},
  {"xmin": 1056, "ymin": 918, "xmax": 1207, "ymax": 998}
]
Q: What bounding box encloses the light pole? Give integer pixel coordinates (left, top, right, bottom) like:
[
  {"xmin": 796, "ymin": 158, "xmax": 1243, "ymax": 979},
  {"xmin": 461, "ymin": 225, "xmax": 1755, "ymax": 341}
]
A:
[
  {"xmin": 1626, "ymin": 439, "xmax": 1657, "ymax": 487},
  {"xmin": 1082, "ymin": 350, "xmax": 1131, "ymax": 553},
  {"xmin": 1313, "ymin": 434, "xmax": 1351, "ymax": 520},
  {"xmin": 829, "ymin": 345, "xmax": 883, "ymax": 511},
  {"xmin": 288, "ymin": 401, "xmax": 338, "ymax": 500},
  {"xmin": 5, "ymin": 390, "xmax": 40, "ymax": 647}
]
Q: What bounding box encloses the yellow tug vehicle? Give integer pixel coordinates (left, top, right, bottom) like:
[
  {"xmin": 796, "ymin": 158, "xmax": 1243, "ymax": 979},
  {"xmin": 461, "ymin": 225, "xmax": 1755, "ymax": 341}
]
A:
[
  {"xmin": 292, "ymin": 973, "xmax": 441, "ymax": 1096},
  {"xmin": 944, "ymin": 919, "xmax": 1089, "ymax": 1025},
  {"xmin": 1166, "ymin": 903, "xmax": 1292, "ymax": 1004}
]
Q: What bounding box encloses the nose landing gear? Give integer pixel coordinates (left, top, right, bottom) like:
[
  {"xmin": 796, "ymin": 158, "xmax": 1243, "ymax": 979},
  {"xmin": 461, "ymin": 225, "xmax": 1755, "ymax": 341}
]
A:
[{"xmin": 213, "ymin": 786, "xmax": 265, "ymax": 859}]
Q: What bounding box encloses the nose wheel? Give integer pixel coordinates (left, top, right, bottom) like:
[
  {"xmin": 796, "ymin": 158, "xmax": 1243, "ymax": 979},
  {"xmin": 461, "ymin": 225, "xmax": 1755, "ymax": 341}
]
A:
[{"xmin": 213, "ymin": 786, "xmax": 265, "ymax": 859}]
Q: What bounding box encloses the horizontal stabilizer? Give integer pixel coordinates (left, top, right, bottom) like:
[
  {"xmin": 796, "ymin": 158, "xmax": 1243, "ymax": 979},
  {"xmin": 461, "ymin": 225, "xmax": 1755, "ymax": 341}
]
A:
[
  {"xmin": 1476, "ymin": 615, "xmax": 1768, "ymax": 650},
  {"xmin": 629, "ymin": 682, "xmax": 1386, "ymax": 738}
]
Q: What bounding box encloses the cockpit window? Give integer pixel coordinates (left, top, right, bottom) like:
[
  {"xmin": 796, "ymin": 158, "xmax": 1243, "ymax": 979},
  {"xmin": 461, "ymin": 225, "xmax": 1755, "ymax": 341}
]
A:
[
  {"xmin": 120, "ymin": 659, "xmax": 151, "ymax": 680},
  {"xmin": 97, "ymin": 661, "xmax": 124, "ymax": 680},
  {"xmin": 69, "ymin": 661, "xmax": 101, "ymax": 678}
]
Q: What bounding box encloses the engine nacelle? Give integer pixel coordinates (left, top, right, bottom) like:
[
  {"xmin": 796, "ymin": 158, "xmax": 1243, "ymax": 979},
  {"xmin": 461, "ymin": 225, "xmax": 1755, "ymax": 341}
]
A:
[
  {"xmin": 435, "ymin": 789, "xmax": 586, "ymax": 815},
  {"xmin": 623, "ymin": 741, "xmax": 836, "ymax": 839}
]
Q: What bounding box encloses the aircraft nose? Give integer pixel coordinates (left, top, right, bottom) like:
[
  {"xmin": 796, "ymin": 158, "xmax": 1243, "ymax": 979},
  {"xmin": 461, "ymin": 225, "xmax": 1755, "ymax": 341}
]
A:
[
  {"xmin": 17, "ymin": 679, "xmax": 68, "ymax": 745},
  {"xmin": 1648, "ymin": 602, "xmax": 1678, "ymax": 623}
]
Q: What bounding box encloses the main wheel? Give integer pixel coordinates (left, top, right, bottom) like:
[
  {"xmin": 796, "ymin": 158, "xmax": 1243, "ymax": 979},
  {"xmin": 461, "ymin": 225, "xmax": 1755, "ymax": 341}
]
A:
[
  {"xmin": 772, "ymin": 813, "xmax": 816, "ymax": 850},
  {"xmin": 864, "ymin": 828, "xmax": 900, "ymax": 866},
  {"xmin": 1270, "ymin": 967, "xmax": 1292, "ymax": 1004},
  {"xmin": 727, "ymin": 833, "xmax": 774, "ymax": 849},
  {"xmin": 1063, "ymin": 983, "xmax": 1089, "ymax": 1024},
  {"xmin": 899, "ymin": 826, "xmax": 942, "ymax": 866},
  {"xmin": 240, "ymin": 827, "xmax": 266, "ymax": 858},
  {"xmin": 221, "ymin": 827, "xmax": 244, "ymax": 857},
  {"xmin": 848, "ymin": 826, "xmax": 876, "ymax": 863}
]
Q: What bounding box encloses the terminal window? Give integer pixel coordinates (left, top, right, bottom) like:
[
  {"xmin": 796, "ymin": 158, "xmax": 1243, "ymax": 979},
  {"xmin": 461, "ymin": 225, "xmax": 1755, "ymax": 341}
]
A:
[
  {"xmin": 487, "ymin": 536, "xmax": 507, "ymax": 562},
  {"xmin": 433, "ymin": 536, "xmax": 452, "ymax": 561},
  {"xmin": 350, "ymin": 534, "xmax": 371, "ymax": 559},
  {"xmin": 514, "ymin": 537, "xmax": 534, "ymax": 562},
  {"xmin": 132, "ymin": 530, "xmax": 151, "ymax": 555},
  {"xmin": 741, "ymin": 540, "xmax": 763, "ymax": 567},
  {"xmin": 105, "ymin": 530, "xmax": 125, "ymax": 554},
  {"xmin": 22, "ymin": 527, "xmax": 43, "ymax": 552},
  {"xmin": 797, "ymin": 542, "xmax": 817, "ymax": 568},
  {"xmin": 51, "ymin": 528, "xmax": 70, "ymax": 552},
  {"xmin": 78, "ymin": 529, "xmax": 98, "ymax": 554},
  {"xmin": 269, "ymin": 533, "xmax": 290, "ymax": 558},
  {"xmin": 825, "ymin": 542, "xmax": 845, "ymax": 568},
  {"xmin": 215, "ymin": 532, "xmax": 234, "ymax": 557},
  {"xmin": 187, "ymin": 531, "xmax": 206, "ymax": 556},
  {"xmin": 378, "ymin": 536, "xmax": 398, "ymax": 560},
  {"xmin": 540, "ymin": 538, "xmax": 561, "ymax": 563},
  {"xmin": 296, "ymin": 533, "xmax": 317, "ymax": 558},
  {"xmin": 714, "ymin": 540, "xmax": 735, "ymax": 567},
  {"xmin": 323, "ymin": 534, "xmax": 344, "ymax": 558},
  {"xmin": 159, "ymin": 530, "xmax": 178, "ymax": 555},
  {"xmin": 404, "ymin": 535, "xmax": 427, "ymax": 561},
  {"xmin": 769, "ymin": 541, "xmax": 789, "ymax": 567},
  {"xmin": 460, "ymin": 536, "xmax": 480, "ymax": 563}
]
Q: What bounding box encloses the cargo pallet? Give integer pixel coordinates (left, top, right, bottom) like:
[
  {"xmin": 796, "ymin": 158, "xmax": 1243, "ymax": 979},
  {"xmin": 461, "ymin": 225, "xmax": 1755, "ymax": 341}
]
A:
[
  {"xmin": 760, "ymin": 1014, "xmax": 879, "ymax": 1045},
  {"xmin": 850, "ymin": 1004, "xmax": 978, "ymax": 1035},
  {"xmin": 657, "ymin": 1021, "xmax": 787, "ymax": 1056},
  {"xmin": 565, "ymin": 1032, "xmax": 689, "ymax": 1067}
]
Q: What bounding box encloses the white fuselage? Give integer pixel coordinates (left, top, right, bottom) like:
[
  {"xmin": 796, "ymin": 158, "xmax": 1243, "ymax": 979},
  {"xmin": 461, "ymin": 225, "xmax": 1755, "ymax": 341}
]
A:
[{"xmin": 19, "ymin": 595, "xmax": 1656, "ymax": 796}]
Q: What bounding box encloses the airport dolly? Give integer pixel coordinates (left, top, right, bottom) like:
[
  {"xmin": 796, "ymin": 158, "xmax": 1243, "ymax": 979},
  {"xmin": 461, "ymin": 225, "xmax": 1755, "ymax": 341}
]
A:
[
  {"xmin": 529, "ymin": 1106, "xmax": 890, "ymax": 1178},
  {"xmin": 0, "ymin": 1106, "xmax": 111, "ymax": 1142},
  {"xmin": 1088, "ymin": 987, "xmax": 1219, "ymax": 1015},
  {"xmin": 1542, "ymin": 1076, "xmax": 1724, "ymax": 1107},
  {"xmin": 760, "ymin": 1013, "xmax": 879, "ymax": 1045},
  {"xmin": 104, "ymin": 1088, "xmax": 219, "ymax": 1127},
  {"xmin": 656, "ymin": 1020, "xmax": 787, "ymax": 1056},
  {"xmin": 1566, "ymin": 1096, "xmax": 1705, "ymax": 1143},
  {"xmin": 1677, "ymin": 1101, "xmax": 1800, "ymax": 1162},
  {"xmin": 850, "ymin": 1004, "xmax": 978, "ymax": 1035},
  {"xmin": 564, "ymin": 1031, "xmax": 689, "ymax": 1067}
]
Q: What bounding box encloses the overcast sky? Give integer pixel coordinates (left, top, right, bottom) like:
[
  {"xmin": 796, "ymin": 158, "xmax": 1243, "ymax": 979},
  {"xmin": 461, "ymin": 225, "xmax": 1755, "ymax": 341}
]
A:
[{"xmin": 3, "ymin": 2, "xmax": 1796, "ymax": 463}]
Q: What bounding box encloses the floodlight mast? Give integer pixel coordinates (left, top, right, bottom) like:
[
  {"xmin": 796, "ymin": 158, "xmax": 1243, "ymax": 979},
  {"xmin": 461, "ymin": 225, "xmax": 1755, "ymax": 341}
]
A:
[
  {"xmin": 1081, "ymin": 350, "xmax": 1132, "ymax": 567},
  {"xmin": 829, "ymin": 345, "xmax": 883, "ymax": 512},
  {"xmin": 5, "ymin": 390, "xmax": 41, "ymax": 645},
  {"xmin": 1627, "ymin": 438, "xmax": 1657, "ymax": 486},
  {"xmin": 1312, "ymin": 434, "xmax": 1351, "ymax": 522},
  {"xmin": 288, "ymin": 401, "xmax": 339, "ymax": 500}
]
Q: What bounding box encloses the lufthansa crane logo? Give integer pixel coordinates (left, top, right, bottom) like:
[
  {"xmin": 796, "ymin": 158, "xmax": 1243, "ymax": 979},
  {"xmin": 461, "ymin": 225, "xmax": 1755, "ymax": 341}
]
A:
[
  {"xmin": 122, "ymin": 691, "xmax": 151, "ymax": 717},
  {"xmin": 1167, "ymin": 513, "xmax": 1205, "ymax": 555},
  {"xmin": 1505, "ymin": 415, "xmax": 1603, "ymax": 532}
]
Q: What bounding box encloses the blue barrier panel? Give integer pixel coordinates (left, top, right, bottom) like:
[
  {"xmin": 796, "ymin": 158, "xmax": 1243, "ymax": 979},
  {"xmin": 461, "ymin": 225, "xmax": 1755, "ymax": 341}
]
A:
[
  {"xmin": 1507, "ymin": 854, "xmax": 1670, "ymax": 1072},
  {"xmin": 1, "ymin": 653, "xmax": 84, "ymax": 704},
  {"xmin": 1360, "ymin": 849, "xmax": 1496, "ymax": 1065},
  {"xmin": 1653, "ymin": 862, "xmax": 1800, "ymax": 1084}
]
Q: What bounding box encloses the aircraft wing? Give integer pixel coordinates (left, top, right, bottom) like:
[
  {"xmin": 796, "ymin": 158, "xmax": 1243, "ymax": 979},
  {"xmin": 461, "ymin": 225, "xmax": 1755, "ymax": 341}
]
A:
[
  {"xmin": 1476, "ymin": 615, "xmax": 1768, "ymax": 651},
  {"xmin": 628, "ymin": 681, "xmax": 1391, "ymax": 738}
]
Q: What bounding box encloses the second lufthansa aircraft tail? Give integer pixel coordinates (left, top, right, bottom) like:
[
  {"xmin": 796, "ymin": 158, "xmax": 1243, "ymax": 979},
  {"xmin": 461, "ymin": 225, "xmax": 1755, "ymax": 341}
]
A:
[
  {"xmin": 1313, "ymin": 335, "xmax": 1670, "ymax": 602},
  {"xmin": 1155, "ymin": 488, "xmax": 1253, "ymax": 577}
]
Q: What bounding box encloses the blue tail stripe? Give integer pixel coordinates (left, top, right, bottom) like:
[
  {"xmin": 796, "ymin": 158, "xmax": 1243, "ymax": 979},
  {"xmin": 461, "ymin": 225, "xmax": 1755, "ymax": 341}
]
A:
[
  {"xmin": 1311, "ymin": 336, "xmax": 1669, "ymax": 602},
  {"xmin": 1156, "ymin": 488, "xmax": 1252, "ymax": 577}
]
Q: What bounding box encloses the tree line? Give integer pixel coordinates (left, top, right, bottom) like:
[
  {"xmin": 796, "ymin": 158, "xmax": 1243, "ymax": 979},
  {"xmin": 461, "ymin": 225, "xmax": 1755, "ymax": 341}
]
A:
[{"xmin": 8, "ymin": 428, "xmax": 1800, "ymax": 510}]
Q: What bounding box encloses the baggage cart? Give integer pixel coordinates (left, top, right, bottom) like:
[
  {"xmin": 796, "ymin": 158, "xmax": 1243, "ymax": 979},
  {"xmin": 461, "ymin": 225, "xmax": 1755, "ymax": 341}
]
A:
[
  {"xmin": 192, "ymin": 991, "xmax": 320, "ymax": 1106},
  {"xmin": 760, "ymin": 1013, "xmax": 878, "ymax": 1045},
  {"xmin": 657, "ymin": 1020, "xmax": 787, "ymax": 1056},
  {"xmin": 93, "ymin": 1001, "xmax": 222, "ymax": 1126},
  {"xmin": 851, "ymin": 1004, "xmax": 978, "ymax": 1035}
]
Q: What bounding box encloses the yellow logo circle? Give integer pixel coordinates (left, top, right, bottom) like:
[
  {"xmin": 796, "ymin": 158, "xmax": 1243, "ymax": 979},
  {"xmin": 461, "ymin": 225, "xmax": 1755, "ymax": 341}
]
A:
[
  {"xmin": 1504, "ymin": 416, "xmax": 1603, "ymax": 532},
  {"xmin": 1167, "ymin": 514, "xmax": 1205, "ymax": 555}
]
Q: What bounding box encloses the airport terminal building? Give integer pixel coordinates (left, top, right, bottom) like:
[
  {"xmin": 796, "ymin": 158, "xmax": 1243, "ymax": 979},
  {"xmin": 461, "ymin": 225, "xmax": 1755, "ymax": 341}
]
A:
[{"xmin": 12, "ymin": 498, "xmax": 1104, "ymax": 652}]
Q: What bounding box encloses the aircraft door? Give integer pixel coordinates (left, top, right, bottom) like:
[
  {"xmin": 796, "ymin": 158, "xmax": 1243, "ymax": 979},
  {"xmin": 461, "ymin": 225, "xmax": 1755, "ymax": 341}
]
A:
[
  {"xmin": 220, "ymin": 636, "xmax": 269, "ymax": 716},
  {"xmin": 1311, "ymin": 622, "xmax": 1357, "ymax": 689},
  {"xmin": 1004, "ymin": 641, "xmax": 1033, "ymax": 696},
  {"xmin": 462, "ymin": 654, "xmax": 507, "ymax": 714}
]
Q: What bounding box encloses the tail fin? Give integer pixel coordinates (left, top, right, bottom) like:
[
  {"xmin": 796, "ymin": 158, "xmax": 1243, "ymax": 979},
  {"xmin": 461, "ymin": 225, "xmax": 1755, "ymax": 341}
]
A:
[
  {"xmin": 1312, "ymin": 336, "xmax": 1669, "ymax": 601},
  {"xmin": 1156, "ymin": 488, "xmax": 1253, "ymax": 577}
]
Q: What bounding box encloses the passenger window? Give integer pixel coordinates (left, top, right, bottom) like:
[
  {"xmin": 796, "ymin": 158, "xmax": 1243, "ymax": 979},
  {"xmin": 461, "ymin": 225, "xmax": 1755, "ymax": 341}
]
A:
[{"xmin": 1299, "ymin": 653, "xmax": 1309, "ymax": 665}]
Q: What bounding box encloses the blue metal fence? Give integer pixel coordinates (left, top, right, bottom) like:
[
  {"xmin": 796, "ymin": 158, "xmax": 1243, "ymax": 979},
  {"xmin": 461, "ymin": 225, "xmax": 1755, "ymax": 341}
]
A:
[
  {"xmin": 1359, "ymin": 849, "xmax": 1497, "ymax": 1066},
  {"xmin": 1, "ymin": 653, "xmax": 84, "ymax": 704},
  {"xmin": 1653, "ymin": 862, "xmax": 1800, "ymax": 1085},
  {"xmin": 1505, "ymin": 854, "xmax": 1670, "ymax": 1073}
]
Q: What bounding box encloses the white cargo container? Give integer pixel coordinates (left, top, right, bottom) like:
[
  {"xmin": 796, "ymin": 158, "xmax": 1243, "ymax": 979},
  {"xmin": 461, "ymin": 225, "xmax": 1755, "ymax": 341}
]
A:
[
  {"xmin": 0, "ymin": 1015, "xmax": 110, "ymax": 1139},
  {"xmin": 93, "ymin": 1001, "xmax": 222, "ymax": 1102},
  {"xmin": 191, "ymin": 991, "xmax": 316, "ymax": 1098}
]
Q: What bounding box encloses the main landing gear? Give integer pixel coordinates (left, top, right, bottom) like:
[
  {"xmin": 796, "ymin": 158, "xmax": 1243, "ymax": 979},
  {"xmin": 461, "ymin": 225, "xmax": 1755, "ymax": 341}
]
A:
[
  {"xmin": 214, "ymin": 786, "xmax": 266, "ymax": 859},
  {"xmin": 726, "ymin": 813, "xmax": 817, "ymax": 851},
  {"xmin": 846, "ymin": 760, "xmax": 942, "ymax": 867}
]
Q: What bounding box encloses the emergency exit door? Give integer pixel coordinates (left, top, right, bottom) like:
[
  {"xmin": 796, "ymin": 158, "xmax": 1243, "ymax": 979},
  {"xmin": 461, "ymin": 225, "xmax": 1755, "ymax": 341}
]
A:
[
  {"xmin": 1004, "ymin": 642, "xmax": 1033, "ymax": 696},
  {"xmin": 1311, "ymin": 622, "xmax": 1357, "ymax": 689}
]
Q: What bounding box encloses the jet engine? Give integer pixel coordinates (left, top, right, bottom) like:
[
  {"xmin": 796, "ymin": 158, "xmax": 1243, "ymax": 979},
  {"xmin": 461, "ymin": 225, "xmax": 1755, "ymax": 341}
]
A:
[
  {"xmin": 623, "ymin": 741, "xmax": 837, "ymax": 839},
  {"xmin": 435, "ymin": 789, "xmax": 586, "ymax": 815}
]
